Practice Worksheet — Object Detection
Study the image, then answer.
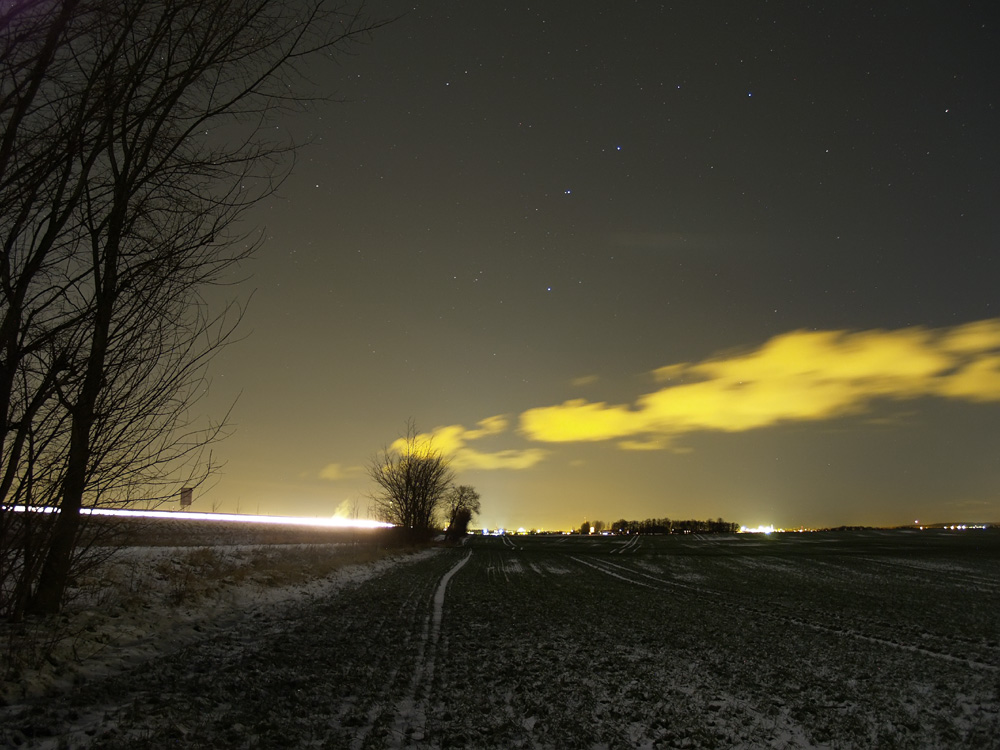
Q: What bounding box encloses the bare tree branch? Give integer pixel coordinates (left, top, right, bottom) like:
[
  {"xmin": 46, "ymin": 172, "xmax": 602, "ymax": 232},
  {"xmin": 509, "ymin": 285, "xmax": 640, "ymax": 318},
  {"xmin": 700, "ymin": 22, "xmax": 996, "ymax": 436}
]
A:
[
  {"xmin": 1, "ymin": 0, "xmax": 383, "ymax": 618},
  {"xmin": 367, "ymin": 421, "xmax": 455, "ymax": 536}
]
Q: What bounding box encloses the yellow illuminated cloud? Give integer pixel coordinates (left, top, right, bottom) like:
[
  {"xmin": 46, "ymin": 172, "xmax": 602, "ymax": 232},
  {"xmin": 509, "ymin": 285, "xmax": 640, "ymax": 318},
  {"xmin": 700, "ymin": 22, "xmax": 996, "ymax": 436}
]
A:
[
  {"xmin": 618, "ymin": 438, "xmax": 672, "ymax": 451},
  {"xmin": 391, "ymin": 416, "xmax": 547, "ymax": 471},
  {"xmin": 938, "ymin": 318, "xmax": 1000, "ymax": 354},
  {"xmin": 520, "ymin": 319, "xmax": 1000, "ymax": 446},
  {"xmin": 463, "ymin": 415, "xmax": 508, "ymax": 440},
  {"xmin": 938, "ymin": 355, "xmax": 1000, "ymax": 402},
  {"xmin": 452, "ymin": 447, "xmax": 549, "ymax": 470},
  {"xmin": 318, "ymin": 463, "xmax": 363, "ymax": 481}
]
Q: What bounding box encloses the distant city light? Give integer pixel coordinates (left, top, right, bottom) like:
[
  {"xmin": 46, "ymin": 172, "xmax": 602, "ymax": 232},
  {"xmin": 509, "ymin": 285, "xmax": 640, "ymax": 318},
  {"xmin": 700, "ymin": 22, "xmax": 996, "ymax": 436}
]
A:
[{"xmin": 740, "ymin": 524, "xmax": 775, "ymax": 534}]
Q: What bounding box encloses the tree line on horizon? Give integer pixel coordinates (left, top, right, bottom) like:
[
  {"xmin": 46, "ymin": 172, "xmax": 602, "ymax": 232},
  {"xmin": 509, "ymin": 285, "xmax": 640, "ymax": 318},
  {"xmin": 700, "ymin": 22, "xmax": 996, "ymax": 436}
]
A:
[{"xmin": 581, "ymin": 517, "xmax": 741, "ymax": 535}]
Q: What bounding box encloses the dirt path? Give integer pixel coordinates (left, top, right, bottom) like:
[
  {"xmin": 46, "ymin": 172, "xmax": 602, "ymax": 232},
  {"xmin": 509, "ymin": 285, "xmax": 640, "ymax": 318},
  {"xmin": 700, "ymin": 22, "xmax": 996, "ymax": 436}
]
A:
[{"xmin": 382, "ymin": 551, "xmax": 471, "ymax": 749}]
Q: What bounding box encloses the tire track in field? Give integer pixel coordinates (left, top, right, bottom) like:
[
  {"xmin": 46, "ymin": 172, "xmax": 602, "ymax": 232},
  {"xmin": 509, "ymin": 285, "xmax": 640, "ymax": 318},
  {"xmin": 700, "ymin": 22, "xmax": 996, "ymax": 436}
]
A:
[
  {"xmin": 345, "ymin": 553, "xmax": 452, "ymax": 750},
  {"xmin": 484, "ymin": 548, "xmax": 510, "ymax": 583},
  {"xmin": 385, "ymin": 551, "xmax": 471, "ymax": 748},
  {"xmin": 727, "ymin": 554, "xmax": 1000, "ymax": 660},
  {"xmin": 571, "ymin": 555, "xmax": 1000, "ymax": 672},
  {"xmin": 594, "ymin": 555, "xmax": 1000, "ymax": 671},
  {"xmin": 501, "ymin": 534, "xmax": 520, "ymax": 550},
  {"xmin": 857, "ymin": 555, "xmax": 1000, "ymax": 593},
  {"xmin": 611, "ymin": 534, "xmax": 642, "ymax": 554},
  {"xmin": 347, "ymin": 578, "xmax": 436, "ymax": 750}
]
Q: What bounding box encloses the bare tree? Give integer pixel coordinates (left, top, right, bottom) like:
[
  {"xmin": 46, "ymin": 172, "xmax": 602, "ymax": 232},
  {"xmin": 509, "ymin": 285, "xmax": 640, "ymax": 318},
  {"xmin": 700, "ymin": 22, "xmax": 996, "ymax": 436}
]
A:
[
  {"xmin": 444, "ymin": 484, "xmax": 481, "ymax": 542},
  {"xmin": 367, "ymin": 422, "xmax": 455, "ymax": 537},
  {"xmin": 1, "ymin": 0, "xmax": 381, "ymax": 618}
]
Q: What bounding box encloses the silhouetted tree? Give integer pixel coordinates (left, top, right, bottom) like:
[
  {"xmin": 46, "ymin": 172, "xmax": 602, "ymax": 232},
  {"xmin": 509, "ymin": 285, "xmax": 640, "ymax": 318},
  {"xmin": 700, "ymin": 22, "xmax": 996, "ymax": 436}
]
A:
[
  {"xmin": 1, "ymin": 0, "xmax": 380, "ymax": 618},
  {"xmin": 444, "ymin": 484, "xmax": 480, "ymax": 542},
  {"xmin": 368, "ymin": 422, "xmax": 455, "ymax": 537},
  {"xmin": 448, "ymin": 507, "xmax": 474, "ymax": 541}
]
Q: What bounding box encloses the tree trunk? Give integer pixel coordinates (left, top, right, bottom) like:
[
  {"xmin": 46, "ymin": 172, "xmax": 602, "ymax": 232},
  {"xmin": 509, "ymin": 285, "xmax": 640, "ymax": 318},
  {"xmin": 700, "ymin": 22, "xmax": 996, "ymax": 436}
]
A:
[
  {"xmin": 27, "ymin": 217, "xmax": 118, "ymax": 615},
  {"xmin": 25, "ymin": 343, "xmax": 106, "ymax": 613},
  {"xmin": 23, "ymin": 504, "xmax": 80, "ymax": 614},
  {"xmin": 25, "ymin": 334, "xmax": 107, "ymax": 614}
]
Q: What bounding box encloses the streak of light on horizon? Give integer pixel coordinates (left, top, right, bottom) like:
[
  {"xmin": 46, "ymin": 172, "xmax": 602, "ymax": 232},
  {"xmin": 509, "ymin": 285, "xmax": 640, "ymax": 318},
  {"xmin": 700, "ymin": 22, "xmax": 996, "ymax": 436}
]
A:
[{"xmin": 6, "ymin": 505, "xmax": 393, "ymax": 529}]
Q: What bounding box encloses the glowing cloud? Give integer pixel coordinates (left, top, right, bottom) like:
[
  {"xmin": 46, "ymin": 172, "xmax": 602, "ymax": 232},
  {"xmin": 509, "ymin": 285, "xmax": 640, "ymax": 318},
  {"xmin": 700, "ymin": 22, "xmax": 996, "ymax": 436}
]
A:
[
  {"xmin": 519, "ymin": 319, "xmax": 1000, "ymax": 447},
  {"xmin": 392, "ymin": 416, "xmax": 548, "ymax": 471},
  {"xmin": 319, "ymin": 463, "xmax": 363, "ymax": 481}
]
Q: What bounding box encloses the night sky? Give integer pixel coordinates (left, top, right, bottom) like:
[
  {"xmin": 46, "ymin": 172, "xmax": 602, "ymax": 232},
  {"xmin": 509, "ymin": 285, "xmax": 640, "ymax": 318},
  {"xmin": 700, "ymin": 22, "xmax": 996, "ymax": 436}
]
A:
[{"xmin": 199, "ymin": 2, "xmax": 1000, "ymax": 530}]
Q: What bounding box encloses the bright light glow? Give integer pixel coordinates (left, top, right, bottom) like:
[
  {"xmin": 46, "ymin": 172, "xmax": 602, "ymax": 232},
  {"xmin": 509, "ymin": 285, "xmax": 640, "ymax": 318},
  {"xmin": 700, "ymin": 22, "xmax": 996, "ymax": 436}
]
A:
[
  {"xmin": 6, "ymin": 505, "xmax": 393, "ymax": 529},
  {"xmin": 740, "ymin": 524, "xmax": 775, "ymax": 534}
]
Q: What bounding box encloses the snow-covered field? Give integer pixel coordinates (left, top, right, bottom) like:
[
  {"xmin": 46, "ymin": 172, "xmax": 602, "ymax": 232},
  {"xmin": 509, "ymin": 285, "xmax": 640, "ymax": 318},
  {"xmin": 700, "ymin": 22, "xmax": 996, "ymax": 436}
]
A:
[{"xmin": 2, "ymin": 528, "xmax": 998, "ymax": 748}]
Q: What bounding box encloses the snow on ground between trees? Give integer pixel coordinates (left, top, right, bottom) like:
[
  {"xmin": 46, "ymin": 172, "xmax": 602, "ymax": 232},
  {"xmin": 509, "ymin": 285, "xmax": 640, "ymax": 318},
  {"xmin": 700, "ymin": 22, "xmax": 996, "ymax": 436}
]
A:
[{"xmin": 2, "ymin": 528, "xmax": 999, "ymax": 748}]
